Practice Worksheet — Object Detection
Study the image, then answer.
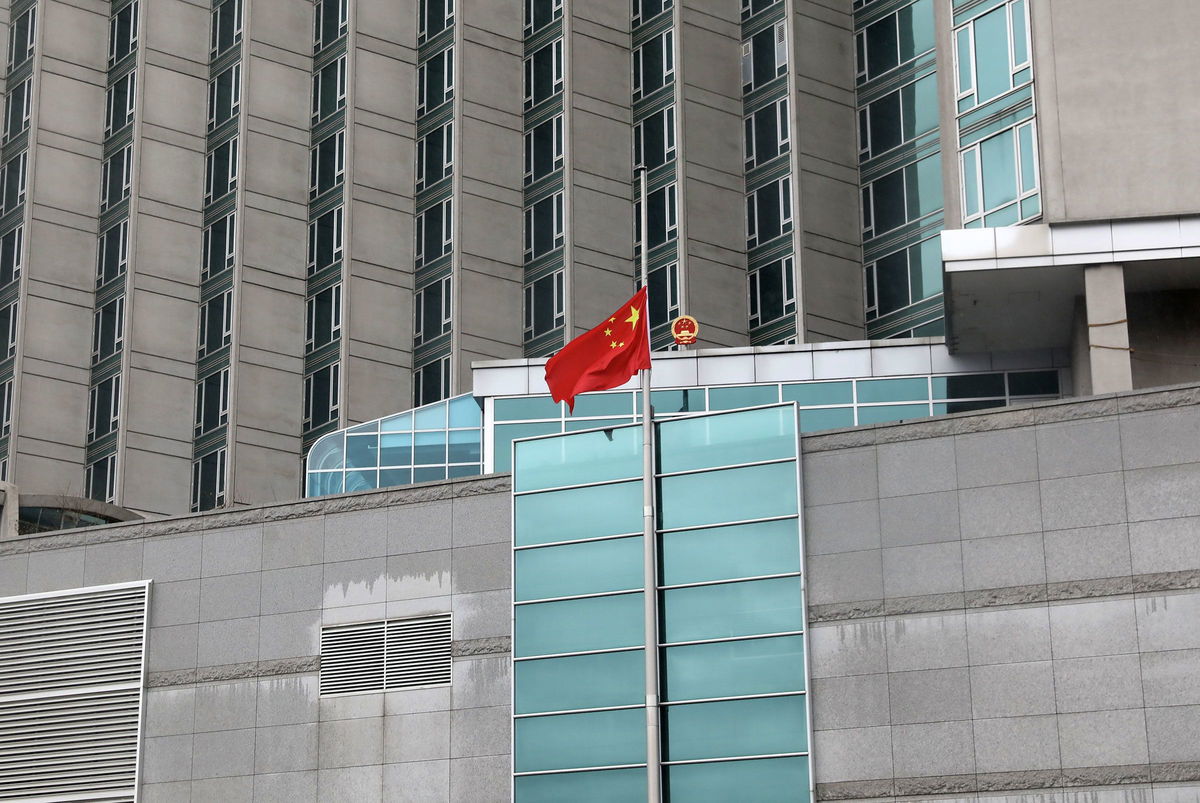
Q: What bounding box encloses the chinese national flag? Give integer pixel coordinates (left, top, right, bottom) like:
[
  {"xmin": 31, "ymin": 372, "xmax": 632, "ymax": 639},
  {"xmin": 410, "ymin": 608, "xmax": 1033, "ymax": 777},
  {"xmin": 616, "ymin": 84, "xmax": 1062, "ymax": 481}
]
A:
[{"xmin": 545, "ymin": 287, "xmax": 652, "ymax": 412}]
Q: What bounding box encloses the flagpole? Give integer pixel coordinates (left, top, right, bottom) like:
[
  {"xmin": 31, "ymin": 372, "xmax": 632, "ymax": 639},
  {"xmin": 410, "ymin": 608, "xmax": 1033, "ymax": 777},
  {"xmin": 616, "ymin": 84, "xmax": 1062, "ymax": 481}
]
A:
[{"xmin": 636, "ymin": 165, "xmax": 661, "ymax": 802}]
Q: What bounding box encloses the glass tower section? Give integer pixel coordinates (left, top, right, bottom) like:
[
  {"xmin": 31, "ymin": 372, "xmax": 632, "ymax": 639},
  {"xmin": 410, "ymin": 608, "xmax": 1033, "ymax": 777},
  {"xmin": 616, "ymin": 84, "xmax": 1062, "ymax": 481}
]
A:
[{"xmin": 512, "ymin": 404, "xmax": 812, "ymax": 801}]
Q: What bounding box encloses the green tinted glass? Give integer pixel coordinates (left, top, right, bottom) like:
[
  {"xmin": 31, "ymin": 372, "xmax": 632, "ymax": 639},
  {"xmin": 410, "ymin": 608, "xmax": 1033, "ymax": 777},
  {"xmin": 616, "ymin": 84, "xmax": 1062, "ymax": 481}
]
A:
[
  {"xmin": 345, "ymin": 435, "xmax": 378, "ymax": 468},
  {"xmin": 661, "ymin": 577, "xmax": 803, "ymax": 643},
  {"xmin": 1011, "ymin": 0, "xmax": 1028, "ymax": 64},
  {"xmin": 516, "ymin": 537, "xmax": 643, "ymax": 601},
  {"xmin": 515, "ymin": 481, "xmax": 642, "ymax": 546},
  {"xmin": 857, "ymin": 403, "xmax": 930, "ymax": 424},
  {"xmin": 955, "ymin": 26, "xmax": 973, "ymax": 94},
  {"xmin": 448, "ymin": 429, "xmax": 481, "ymax": 463},
  {"xmin": 911, "ymin": 237, "xmax": 942, "ymax": 301},
  {"xmin": 414, "ymin": 401, "xmax": 447, "ymax": 430},
  {"xmin": 448, "ymin": 395, "xmax": 483, "ymax": 428},
  {"xmin": 515, "ymin": 425, "xmax": 640, "ymax": 492},
  {"xmin": 856, "ymin": 377, "xmax": 928, "ymax": 403},
  {"xmin": 663, "ymin": 636, "xmax": 806, "ymax": 702},
  {"xmin": 496, "ymin": 396, "xmax": 563, "ymax": 421},
  {"xmin": 665, "ymin": 756, "xmax": 810, "ymax": 802},
  {"xmin": 905, "ymin": 73, "xmax": 939, "ymax": 139},
  {"xmin": 495, "ymin": 422, "xmax": 562, "ymax": 473},
  {"xmin": 660, "ymin": 519, "xmax": 800, "ymax": 587},
  {"xmin": 962, "ymin": 148, "xmax": 980, "ymax": 217},
  {"xmin": 381, "ymin": 411, "xmax": 412, "ymax": 432},
  {"xmin": 573, "ymin": 392, "xmax": 634, "ymax": 418},
  {"xmin": 379, "ymin": 432, "xmax": 412, "ymax": 467},
  {"xmin": 652, "ymin": 389, "xmax": 706, "ymax": 414},
  {"xmin": 658, "ymin": 406, "xmax": 795, "ymax": 475},
  {"xmin": 706, "ymin": 385, "xmax": 778, "ymax": 411},
  {"xmin": 516, "ymin": 767, "xmax": 646, "ymax": 803},
  {"xmin": 565, "ymin": 417, "xmax": 634, "ymax": 432},
  {"xmin": 981, "ymin": 128, "xmax": 1017, "ymax": 210},
  {"xmin": 663, "ymin": 695, "xmax": 808, "ymax": 761},
  {"xmin": 1021, "ymin": 193, "xmax": 1040, "ymax": 219},
  {"xmin": 414, "ymin": 431, "xmax": 446, "ymax": 465},
  {"xmin": 798, "ymin": 407, "xmax": 854, "ymax": 432},
  {"xmin": 515, "ymin": 592, "xmax": 643, "ymax": 657},
  {"xmin": 782, "ymin": 381, "xmax": 852, "ymax": 406},
  {"xmin": 659, "ymin": 462, "xmax": 797, "ymax": 531},
  {"xmin": 516, "ymin": 649, "xmax": 644, "ymax": 714},
  {"xmin": 907, "ymin": 152, "xmax": 942, "ymax": 218},
  {"xmin": 515, "ymin": 707, "xmax": 646, "ymax": 772},
  {"xmin": 973, "ymin": 6, "xmax": 1010, "ymax": 103},
  {"xmin": 898, "ymin": 0, "xmax": 934, "ymax": 61},
  {"xmin": 1018, "ymin": 123, "xmax": 1036, "ymax": 193}
]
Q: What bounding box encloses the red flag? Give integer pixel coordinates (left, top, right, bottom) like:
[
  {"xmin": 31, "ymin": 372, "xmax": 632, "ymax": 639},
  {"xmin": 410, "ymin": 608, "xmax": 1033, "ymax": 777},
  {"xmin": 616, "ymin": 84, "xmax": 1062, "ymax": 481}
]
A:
[{"xmin": 545, "ymin": 287, "xmax": 652, "ymax": 412}]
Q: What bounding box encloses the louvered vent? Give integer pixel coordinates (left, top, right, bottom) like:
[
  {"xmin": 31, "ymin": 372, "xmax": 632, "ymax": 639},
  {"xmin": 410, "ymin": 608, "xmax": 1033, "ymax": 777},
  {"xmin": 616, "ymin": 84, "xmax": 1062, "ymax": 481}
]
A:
[
  {"xmin": 321, "ymin": 613, "xmax": 452, "ymax": 696},
  {"xmin": 0, "ymin": 581, "xmax": 150, "ymax": 802}
]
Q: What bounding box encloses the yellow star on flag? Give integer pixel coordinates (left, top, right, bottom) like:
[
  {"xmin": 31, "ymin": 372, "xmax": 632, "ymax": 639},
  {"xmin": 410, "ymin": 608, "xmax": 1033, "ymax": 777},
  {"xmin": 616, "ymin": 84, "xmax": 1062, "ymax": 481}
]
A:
[
  {"xmin": 610, "ymin": 341, "xmax": 618, "ymax": 348},
  {"xmin": 625, "ymin": 306, "xmax": 640, "ymax": 327},
  {"xmin": 604, "ymin": 328, "xmax": 612, "ymax": 336}
]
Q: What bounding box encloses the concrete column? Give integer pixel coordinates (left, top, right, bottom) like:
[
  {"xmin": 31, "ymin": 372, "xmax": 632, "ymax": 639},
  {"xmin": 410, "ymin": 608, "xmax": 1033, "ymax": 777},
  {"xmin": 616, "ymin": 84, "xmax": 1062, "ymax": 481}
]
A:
[{"xmin": 1084, "ymin": 263, "xmax": 1132, "ymax": 394}]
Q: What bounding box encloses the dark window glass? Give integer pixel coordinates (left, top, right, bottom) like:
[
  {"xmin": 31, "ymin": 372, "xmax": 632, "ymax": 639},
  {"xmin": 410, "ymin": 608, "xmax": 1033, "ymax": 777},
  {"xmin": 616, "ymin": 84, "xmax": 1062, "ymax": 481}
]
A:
[
  {"xmin": 874, "ymin": 250, "xmax": 909, "ymax": 315},
  {"xmin": 865, "ymin": 16, "xmax": 898, "ymax": 78},
  {"xmin": 93, "ymin": 298, "xmax": 122, "ymax": 362},
  {"xmin": 110, "ymin": 2, "xmax": 138, "ymax": 64},
  {"xmin": 191, "ymin": 449, "xmax": 225, "ymax": 511},
  {"xmin": 414, "ymin": 358, "xmax": 449, "ymax": 406},
  {"xmin": 211, "ymin": 0, "xmax": 242, "ymax": 56},
  {"xmin": 1009, "ymin": 370, "xmax": 1059, "ymax": 396},
  {"xmin": 0, "ymin": 226, "xmax": 21, "ymax": 286},
  {"xmin": 316, "ymin": 0, "xmax": 347, "ymax": 48},
  {"xmin": 867, "ymin": 90, "xmax": 901, "ymax": 155},
  {"xmin": 870, "ymin": 169, "xmax": 906, "ymax": 234}
]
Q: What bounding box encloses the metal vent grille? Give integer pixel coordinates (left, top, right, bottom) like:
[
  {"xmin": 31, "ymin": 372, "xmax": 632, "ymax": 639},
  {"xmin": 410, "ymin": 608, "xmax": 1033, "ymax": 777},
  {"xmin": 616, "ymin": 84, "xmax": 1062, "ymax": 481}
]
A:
[
  {"xmin": 0, "ymin": 582, "xmax": 150, "ymax": 802},
  {"xmin": 320, "ymin": 613, "xmax": 452, "ymax": 696}
]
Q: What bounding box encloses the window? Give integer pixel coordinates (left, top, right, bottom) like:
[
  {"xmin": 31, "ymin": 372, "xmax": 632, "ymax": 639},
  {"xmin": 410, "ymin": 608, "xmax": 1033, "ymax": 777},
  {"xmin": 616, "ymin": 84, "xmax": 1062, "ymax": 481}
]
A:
[
  {"xmin": 634, "ymin": 182, "xmax": 677, "ymax": 253},
  {"xmin": 861, "ymin": 153, "xmax": 941, "ymax": 239},
  {"xmin": 415, "ymin": 199, "xmax": 452, "ymax": 267},
  {"xmin": 632, "ymin": 31, "xmax": 673, "ymax": 101},
  {"xmin": 5, "ymin": 78, "xmax": 32, "ymax": 141},
  {"xmin": 1, "ymin": 226, "xmax": 23, "ymax": 287},
  {"xmin": 86, "ymin": 454, "xmax": 117, "ymax": 502},
  {"xmin": 638, "ymin": 262, "xmax": 679, "ymax": 330},
  {"xmin": 0, "ymin": 378, "xmax": 10, "ymax": 437},
  {"xmin": 194, "ymin": 367, "xmax": 229, "ymax": 437},
  {"xmin": 92, "ymin": 296, "xmax": 123, "ymax": 363},
  {"xmin": 741, "ymin": 22, "xmax": 787, "ymax": 93},
  {"xmin": 320, "ymin": 614, "xmax": 453, "ymax": 696},
  {"xmin": 740, "ymin": 0, "xmax": 778, "ymax": 21},
  {"xmin": 202, "ymin": 213, "xmax": 236, "ymax": 280},
  {"xmin": 858, "ymin": 73, "xmax": 936, "ymax": 160},
  {"xmin": 310, "ymin": 130, "xmax": 345, "ymax": 198},
  {"xmin": 210, "ymin": 0, "xmax": 243, "ymax": 57},
  {"xmin": 308, "ymin": 206, "xmax": 344, "ymax": 274},
  {"xmin": 418, "ymin": 48, "xmax": 454, "ymax": 115},
  {"xmin": 749, "ymin": 257, "xmax": 795, "ymax": 328},
  {"xmin": 746, "ymin": 177, "xmax": 792, "ymax": 249},
  {"xmin": 88, "ymin": 375, "xmax": 121, "ymax": 441},
  {"xmin": 305, "ymin": 283, "xmax": 342, "ymax": 352},
  {"xmin": 99, "ymin": 148, "xmax": 131, "ymax": 212},
  {"xmin": 104, "ymin": 72, "xmax": 137, "ymax": 136},
  {"xmin": 191, "ymin": 448, "xmax": 226, "ymax": 511},
  {"xmin": 304, "ymin": 362, "xmax": 340, "ymax": 428},
  {"xmin": 855, "ymin": 0, "xmax": 934, "ymax": 83},
  {"xmin": 413, "ymin": 356, "xmax": 450, "ymax": 406},
  {"xmin": 8, "ymin": 8, "xmax": 35, "ymax": 71},
  {"xmin": 413, "ymin": 276, "xmax": 451, "ymax": 346},
  {"xmin": 523, "ymin": 40, "xmax": 562, "ymax": 109},
  {"xmin": 314, "ymin": 0, "xmax": 348, "ymax": 49},
  {"xmin": 960, "ymin": 121, "xmax": 1039, "ymax": 227},
  {"xmin": 524, "ymin": 0, "xmax": 562, "ymax": 35},
  {"xmin": 634, "ymin": 106, "xmax": 676, "ymax": 170},
  {"xmin": 2, "ymin": 152, "xmax": 27, "ymax": 214},
  {"xmin": 204, "ymin": 138, "xmax": 238, "ymax": 203},
  {"xmin": 632, "ymin": 0, "xmax": 671, "ymax": 27},
  {"xmin": 523, "ymin": 192, "xmax": 564, "ymax": 261},
  {"xmin": 207, "ymin": 63, "xmax": 240, "ymax": 130},
  {"xmin": 312, "ymin": 56, "xmax": 347, "ymax": 123},
  {"xmin": 954, "ymin": 0, "xmax": 1030, "ymax": 111},
  {"xmin": 744, "ymin": 98, "xmax": 789, "ymax": 170},
  {"xmin": 198, "ymin": 289, "xmax": 233, "ymax": 358},
  {"xmin": 419, "ymin": 0, "xmax": 454, "ymax": 42},
  {"xmin": 523, "ymin": 270, "xmax": 564, "ymax": 340},
  {"xmin": 417, "ymin": 121, "xmax": 453, "ymax": 190},
  {"xmin": 109, "ymin": 2, "xmax": 138, "ymax": 65},
  {"xmin": 0, "ymin": 298, "xmax": 16, "ymax": 358},
  {"xmin": 524, "ymin": 115, "xmax": 563, "ymax": 184},
  {"xmin": 864, "ymin": 236, "xmax": 941, "ymax": 319}
]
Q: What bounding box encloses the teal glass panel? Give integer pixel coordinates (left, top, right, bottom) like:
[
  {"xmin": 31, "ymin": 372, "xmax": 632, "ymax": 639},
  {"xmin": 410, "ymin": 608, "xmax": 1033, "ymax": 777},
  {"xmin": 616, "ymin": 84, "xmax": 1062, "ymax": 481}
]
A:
[
  {"xmin": 414, "ymin": 401, "xmax": 447, "ymax": 430},
  {"xmin": 1018, "ymin": 124, "xmax": 1036, "ymax": 191},
  {"xmin": 515, "ymin": 592, "xmax": 643, "ymax": 657},
  {"xmin": 307, "ymin": 471, "xmax": 343, "ymax": 496},
  {"xmin": 906, "ymin": 153, "xmax": 942, "ymax": 219},
  {"xmin": 494, "ymin": 422, "xmax": 562, "ymax": 473},
  {"xmin": 345, "ymin": 434, "xmax": 378, "ymax": 468},
  {"xmin": 663, "ymin": 695, "xmax": 807, "ymax": 761},
  {"xmin": 345, "ymin": 469, "xmax": 378, "ymax": 492},
  {"xmin": 985, "ymin": 203, "xmax": 1020, "ymax": 227},
  {"xmin": 660, "ymin": 518, "xmax": 800, "ymax": 587},
  {"xmin": 913, "ymin": 319, "xmax": 945, "ymax": 337},
  {"xmin": 516, "ymin": 768, "xmax": 646, "ymax": 803},
  {"xmin": 379, "ymin": 468, "xmax": 412, "ymax": 487},
  {"xmin": 857, "ymin": 403, "xmax": 930, "ymax": 424},
  {"xmin": 953, "ymin": 0, "xmax": 1007, "ymax": 25},
  {"xmin": 981, "ymin": 128, "xmax": 1017, "ymax": 210},
  {"xmin": 448, "ymin": 429, "xmax": 481, "ymax": 463},
  {"xmin": 515, "ymin": 649, "xmax": 643, "ymax": 713},
  {"xmin": 661, "ymin": 577, "xmax": 803, "ymax": 644},
  {"xmin": 782, "ymin": 381, "xmax": 852, "ymax": 406},
  {"xmin": 973, "ymin": 6, "xmax": 1011, "ymax": 103},
  {"xmin": 379, "ymin": 432, "xmax": 412, "ymax": 467},
  {"xmin": 955, "ymin": 27, "xmax": 973, "ymax": 93},
  {"xmin": 448, "ymin": 395, "xmax": 482, "ymax": 428},
  {"xmin": 515, "ymin": 481, "xmax": 642, "ymax": 546},
  {"xmin": 958, "ymin": 90, "xmax": 1034, "ymax": 145},
  {"xmin": 660, "ymin": 462, "xmax": 797, "ymax": 531},
  {"xmin": 798, "ymin": 407, "xmax": 854, "ymax": 432},
  {"xmin": 1011, "ymin": 0, "xmax": 1028, "ymax": 64},
  {"xmin": 958, "ymin": 95, "xmax": 974, "ymax": 113},
  {"xmin": 904, "ymin": 73, "xmax": 939, "ymax": 140},
  {"xmin": 515, "ymin": 707, "xmax": 646, "ymax": 772},
  {"xmin": 910, "ymin": 237, "xmax": 943, "ymax": 300},
  {"xmin": 658, "ymin": 406, "xmax": 795, "ymax": 475},
  {"xmin": 348, "ymin": 420, "xmax": 378, "ymax": 435},
  {"xmin": 515, "ymin": 426, "xmax": 640, "ymax": 492},
  {"xmin": 897, "ymin": 0, "xmax": 934, "ymax": 61},
  {"xmin": 381, "ymin": 411, "xmax": 412, "ymax": 432},
  {"xmin": 413, "ymin": 466, "xmax": 446, "ymax": 483},
  {"xmin": 663, "ymin": 635, "xmax": 806, "ymax": 702},
  {"xmin": 706, "ymin": 385, "xmax": 778, "ymax": 411},
  {"xmin": 414, "ymin": 430, "xmax": 446, "ymax": 464},
  {"xmin": 932, "ymin": 373, "xmax": 1005, "ymax": 399},
  {"xmin": 573, "ymin": 392, "xmax": 634, "ymax": 418},
  {"xmin": 1013, "ymin": 66, "xmax": 1031, "ymax": 86},
  {"xmin": 856, "ymin": 377, "xmax": 929, "ymax": 403},
  {"xmin": 447, "ymin": 464, "xmax": 481, "ymax": 478},
  {"xmin": 665, "ymin": 757, "xmax": 809, "ymax": 803},
  {"xmin": 1021, "ymin": 193, "xmax": 1040, "ymax": 219},
  {"xmin": 496, "ymin": 395, "xmax": 563, "ymax": 421},
  {"xmin": 564, "ymin": 417, "xmax": 634, "ymax": 432},
  {"xmin": 307, "ymin": 432, "xmax": 344, "ymax": 470},
  {"xmin": 652, "ymin": 389, "xmax": 706, "ymax": 414},
  {"xmin": 516, "ymin": 536, "xmax": 643, "ymax": 601},
  {"xmin": 966, "ymin": 218, "xmax": 983, "ymax": 228}
]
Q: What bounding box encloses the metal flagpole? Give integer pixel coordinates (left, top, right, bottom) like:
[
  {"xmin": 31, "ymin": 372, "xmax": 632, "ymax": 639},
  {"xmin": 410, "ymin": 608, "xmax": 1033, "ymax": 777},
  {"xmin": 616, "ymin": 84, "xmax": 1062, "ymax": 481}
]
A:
[{"xmin": 637, "ymin": 166, "xmax": 661, "ymax": 802}]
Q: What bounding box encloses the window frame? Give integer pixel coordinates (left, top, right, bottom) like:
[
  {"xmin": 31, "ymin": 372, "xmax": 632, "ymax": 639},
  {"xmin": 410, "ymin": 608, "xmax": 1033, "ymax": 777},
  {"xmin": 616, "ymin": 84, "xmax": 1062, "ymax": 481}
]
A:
[
  {"xmin": 743, "ymin": 97, "xmax": 789, "ymax": 170},
  {"xmin": 190, "ymin": 448, "xmax": 227, "ymax": 512},
  {"xmin": 413, "ymin": 275, "xmax": 452, "ymax": 346},
  {"xmin": 108, "ymin": 1, "xmax": 139, "ymax": 66},
  {"xmin": 632, "ymin": 30, "xmax": 674, "ymax": 101},
  {"xmin": 303, "ymin": 362, "xmax": 341, "ymax": 429},
  {"xmin": 748, "ymin": 256, "xmax": 796, "ymax": 329},
  {"xmin": 416, "ymin": 121, "xmax": 454, "ymax": 191},
  {"xmin": 417, "ymin": 47, "xmax": 454, "ymax": 115},
  {"xmin": 307, "ymin": 206, "xmax": 345, "ymax": 275},
  {"xmin": 210, "ymin": 0, "xmax": 244, "ymax": 58},
  {"xmin": 523, "ymin": 191, "xmax": 565, "ymax": 261},
  {"xmin": 415, "ymin": 199, "xmax": 453, "ymax": 268},
  {"xmin": 207, "ymin": 62, "xmax": 241, "ymax": 131},
  {"xmin": 311, "ymin": 56, "xmax": 348, "ymax": 124},
  {"xmin": 2, "ymin": 152, "xmax": 28, "ymax": 214},
  {"xmin": 952, "ymin": 0, "xmax": 1032, "ymax": 113},
  {"xmin": 745, "ymin": 176, "xmax": 793, "ymax": 249},
  {"xmin": 91, "ymin": 295, "xmax": 124, "ymax": 364},
  {"xmin": 0, "ymin": 225, "xmax": 22, "ymax": 287},
  {"xmin": 87, "ymin": 374, "xmax": 122, "ymax": 442},
  {"xmin": 5, "ymin": 77, "xmax": 33, "ymax": 142},
  {"xmin": 203, "ymin": 137, "xmax": 238, "ymax": 205},
  {"xmin": 309, "ymin": 129, "xmax": 346, "ymax": 199},
  {"xmin": 524, "ymin": 39, "xmax": 564, "ymax": 109},
  {"xmin": 634, "ymin": 105, "xmax": 677, "ymax": 170},
  {"xmin": 959, "ymin": 119, "xmax": 1039, "ymax": 227},
  {"xmin": 85, "ymin": 453, "xmax": 118, "ymax": 503},
  {"xmin": 418, "ymin": 0, "xmax": 455, "ymax": 43},
  {"xmin": 314, "ymin": 0, "xmax": 349, "ymax": 50},
  {"xmin": 523, "ymin": 0, "xmax": 562, "ymax": 36},
  {"xmin": 305, "ymin": 283, "xmax": 343, "ymax": 353},
  {"xmin": 523, "ymin": 115, "xmax": 564, "ymax": 184},
  {"xmin": 522, "ymin": 269, "xmax": 565, "ymax": 340},
  {"xmin": 197, "ymin": 289, "xmax": 234, "ymax": 359},
  {"xmin": 202, "ymin": 213, "xmax": 237, "ymax": 281}
]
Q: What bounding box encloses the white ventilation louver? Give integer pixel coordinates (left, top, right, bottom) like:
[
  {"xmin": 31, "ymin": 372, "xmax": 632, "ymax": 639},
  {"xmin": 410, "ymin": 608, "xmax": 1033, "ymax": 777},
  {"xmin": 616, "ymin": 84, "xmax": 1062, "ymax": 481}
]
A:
[
  {"xmin": 320, "ymin": 613, "xmax": 452, "ymax": 696},
  {"xmin": 0, "ymin": 581, "xmax": 150, "ymax": 802}
]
